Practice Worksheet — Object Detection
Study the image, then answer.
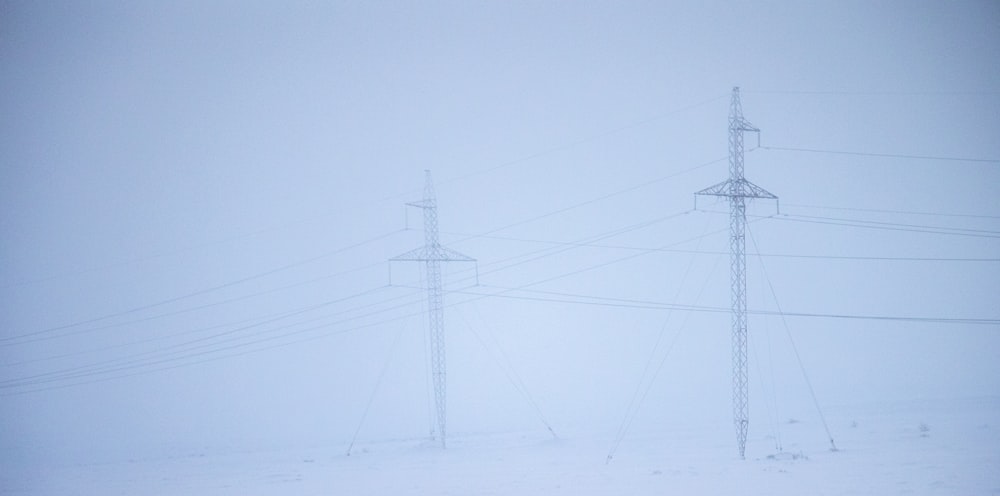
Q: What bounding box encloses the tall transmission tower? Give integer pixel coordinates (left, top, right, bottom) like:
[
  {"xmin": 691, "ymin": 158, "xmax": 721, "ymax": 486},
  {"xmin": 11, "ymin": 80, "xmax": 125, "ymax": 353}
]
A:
[
  {"xmin": 391, "ymin": 170, "xmax": 476, "ymax": 448},
  {"xmin": 695, "ymin": 87, "xmax": 777, "ymax": 459}
]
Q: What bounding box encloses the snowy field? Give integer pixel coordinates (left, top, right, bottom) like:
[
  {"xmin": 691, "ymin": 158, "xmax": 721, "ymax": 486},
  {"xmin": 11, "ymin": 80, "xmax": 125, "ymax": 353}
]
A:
[{"xmin": 6, "ymin": 396, "xmax": 998, "ymax": 495}]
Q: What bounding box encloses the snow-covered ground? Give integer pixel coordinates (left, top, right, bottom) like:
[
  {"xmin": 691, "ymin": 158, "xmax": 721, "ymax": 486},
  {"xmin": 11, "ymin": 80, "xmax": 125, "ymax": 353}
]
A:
[{"xmin": 6, "ymin": 396, "xmax": 998, "ymax": 495}]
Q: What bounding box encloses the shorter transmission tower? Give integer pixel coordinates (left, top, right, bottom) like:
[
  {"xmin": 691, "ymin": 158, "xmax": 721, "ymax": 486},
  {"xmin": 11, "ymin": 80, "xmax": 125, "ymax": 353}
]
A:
[
  {"xmin": 391, "ymin": 170, "xmax": 476, "ymax": 448},
  {"xmin": 695, "ymin": 87, "xmax": 777, "ymax": 459}
]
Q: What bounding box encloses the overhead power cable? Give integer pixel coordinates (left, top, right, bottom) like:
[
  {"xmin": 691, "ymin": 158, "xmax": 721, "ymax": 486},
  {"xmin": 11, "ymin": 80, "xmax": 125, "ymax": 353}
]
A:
[
  {"xmin": 452, "ymin": 286, "xmax": 1000, "ymax": 327},
  {"xmin": 781, "ymin": 213, "xmax": 1000, "ymax": 236},
  {"xmin": 6, "ymin": 276, "xmax": 427, "ymax": 371},
  {"xmin": 383, "ymin": 94, "xmax": 728, "ymax": 201},
  {"xmin": 434, "ymin": 207, "xmax": 705, "ymax": 290},
  {"xmin": 0, "ymin": 261, "xmax": 387, "ymax": 348},
  {"xmin": 2, "ymin": 206, "xmax": 704, "ymax": 391},
  {"xmin": 6, "ymin": 150, "xmax": 722, "ymax": 352},
  {"xmin": 0, "ymin": 285, "xmax": 407, "ymax": 389},
  {"xmin": 0, "ymin": 285, "xmax": 430, "ymax": 394},
  {"xmin": 761, "ymin": 145, "xmax": 1000, "ymax": 164},
  {"xmin": 7, "ymin": 205, "xmax": 996, "ymax": 395},
  {"xmin": 702, "ymin": 208, "xmax": 1000, "ymax": 239},
  {"xmin": 765, "ymin": 213, "xmax": 1000, "ymax": 239},
  {"xmin": 782, "ymin": 203, "xmax": 1000, "ymax": 221},
  {"xmin": 1, "ymin": 229, "xmax": 406, "ymax": 344},
  {"xmin": 439, "ymin": 230, "xmax": 1000, "ymax": 263},
  {"xmin": 746, "ymin": 89, "xmax": 1000, "ymax": 96},
  {"xmin": 446, "ymin": 156, "xmax": 725, "ymax": 247}
]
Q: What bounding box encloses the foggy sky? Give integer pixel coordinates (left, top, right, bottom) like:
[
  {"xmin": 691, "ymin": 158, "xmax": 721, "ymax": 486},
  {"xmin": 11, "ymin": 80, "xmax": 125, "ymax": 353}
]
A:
[{"xmin": 1, "ymin": 1, "xmax": 998, "ymax": 464}]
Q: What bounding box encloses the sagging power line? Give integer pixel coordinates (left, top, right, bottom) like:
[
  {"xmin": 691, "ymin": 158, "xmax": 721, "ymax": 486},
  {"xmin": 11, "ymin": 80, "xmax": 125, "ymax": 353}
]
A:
[{"xmin": 4, "ymin": 87, "xmax": 996, "ymax": 466}]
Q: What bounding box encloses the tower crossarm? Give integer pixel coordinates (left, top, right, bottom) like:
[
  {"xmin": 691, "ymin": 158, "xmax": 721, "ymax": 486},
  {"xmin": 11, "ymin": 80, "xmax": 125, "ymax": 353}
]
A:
[
  {"xmin": 387, "ymin": 170, "xmax": 475, "ymax": 449},
  {"xmin": 694, "ymin": 178, "xmax": 777, "ymax": 212},
  {"xmin": 391, "ymin": 245, "xmax": 476, "ymax": 263},
  {"xmin": 694, "ymin": 86, "xmax": 777, "ymax": 459},
  {"xmin": 695, "ymin": 178, "xmax": 776, "ymax": 200}
]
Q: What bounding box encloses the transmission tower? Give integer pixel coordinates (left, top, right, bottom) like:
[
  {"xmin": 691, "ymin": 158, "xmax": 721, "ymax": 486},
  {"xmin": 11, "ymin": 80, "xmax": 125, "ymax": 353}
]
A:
[
  {"xmin": 391, "ymin": 170, "xmax": 476, "ymax": 448},
  {"xmin": 695, "ymin": 87, "xmax": 777, "ymax": 459}
]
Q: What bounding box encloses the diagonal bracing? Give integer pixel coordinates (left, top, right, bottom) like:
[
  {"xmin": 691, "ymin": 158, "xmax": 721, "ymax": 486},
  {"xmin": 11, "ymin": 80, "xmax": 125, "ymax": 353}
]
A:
[
  {"xmin": 390, "ymin": 170, "xmax": 476, "ymax": 448},
  {"xmin": 695, "ymin": 87, "xmax": 777, "ymax": 459}
]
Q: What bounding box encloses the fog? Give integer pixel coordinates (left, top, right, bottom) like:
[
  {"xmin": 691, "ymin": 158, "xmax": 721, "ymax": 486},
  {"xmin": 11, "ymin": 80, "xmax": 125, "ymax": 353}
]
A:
[{"xmin": 1, "ymin": 0, "xmax": 998, "ymax": 475}]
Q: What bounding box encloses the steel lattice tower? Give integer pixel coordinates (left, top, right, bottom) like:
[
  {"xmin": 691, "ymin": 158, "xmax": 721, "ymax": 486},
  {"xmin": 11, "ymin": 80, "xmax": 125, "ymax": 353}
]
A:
[
  {"xmin": 696, "ymin": 87, "xmax": 777, "ymax": 459},
  {"xmin": 391, "ymin": 170, "xmax": 475, "ymax": 448}
]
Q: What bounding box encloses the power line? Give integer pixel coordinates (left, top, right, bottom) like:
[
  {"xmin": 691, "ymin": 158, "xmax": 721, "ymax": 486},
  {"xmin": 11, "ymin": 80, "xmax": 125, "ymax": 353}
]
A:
[
  {"xmin": 782, "ymin": 213, "xmax": 1000, "ymax": 236},
  {"xmin": 13, "ymin": 92, "xmax": 724, "ymax": 291},
  {"xmin": 433, "ymin": 208, "xmax": 706, "ymax": 291},
  {"xmin": 6, "ymin": 152, "xmax": 717, "ymax": 346},
  {"xmin": 3, "ymin": 308, "xmax": 304, "ymax": 369},
  {"xmin": 5, "ymin": 151, "xmax": 722, "ymax": 350},
  {"xmin": 383, "ymin": 94, "xmax": 728, "ymax": 201},
  {"xmin": 440, "ymin": 230, "xmax": 1000, "ymax": 263},
  {"xmin": 6, "ymin": 162, "xmax": 703, "ymax": 350},
  {"xmin": 19, "ymin": 93, "xmax": 727, "ymax": 288},
  {"xmin": 7, "ymin": 206, "xmax": 997, "ymax": 394},
  {"xmin": 4, "ymin": 272, "xmax": 429, "ymax": 371},
  {"xmin": 1, "ymin": 208, "xmax": 702, "ymax": 390},
  {"xmin": 7, "ymin": 161, "xmax": 995, "ymax": 393},
  {"xmin": 475, "ymin": 211, "xmax": 698, "ymax": 281},
  {"xmin": 3, "ymin": 281, "xmax": 541, "ymax": 395},
  {"xmin": 0, "ymin": 261, "xmax": 388, "ymax": 348},
  {"xmin": 761, "ymin": 145, "xmax": 1000, "ymax": 164},
  {"xmin": 19, "ymin": 212, "xmax": 993, "ymax": 392},
  {"xmin": 455, "ymin": 286, "xmax": 1000, "ymax": 326},
  {"xmin": 700, "ymin": 207, "xmax": 1000, "ymax": 238},
  {"xmin": 1, "ymin": 217, "xmax": 345, "ymax": 290},
  {"xmin": 0, "ymin": 287, "xmax": 431, "ymax": 394},
  {"xmin": 765, "ymin": 213, "xmax": 1000, "ymax": 239},
  {"xmin": 746, "ymin": 89, "xmax": 1000, "ymax": 96},
  {"xmin": 8, "ymin": 200, "xmax": 991, "ymax": 378},
  {"xmin": 445, "ymin": 156, "xmax": 725, "ymax": 246},
  {"xmin": 0, "ymin": 297, "xmax": 426, "ymax": 396},
  {"xmin": 0, "ymin": 285, "xmax": 407, "ymax": 389},
  {"xmin": 783, "ymin": 203, "xmax": 1000, "ymax": 221},
  {"xmin": 48, "ymin": 240, "xmax": 976, "ymax": 395},
  {"xmin": 431, "ymin": 212, "xmax": 766, "ymax": 310},
  {"xmin": 72, "ymin": 206, "xmax": 702, "ymax": 383},
  {"xmin": 0, "ymin": 229, "xmax": 406, "ymax": 344}
]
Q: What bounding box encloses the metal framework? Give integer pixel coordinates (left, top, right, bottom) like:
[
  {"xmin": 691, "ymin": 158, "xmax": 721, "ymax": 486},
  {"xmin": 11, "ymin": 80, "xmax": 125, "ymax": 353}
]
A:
[
  {"xmin": 391, "ymin": 170, "xmax": 475, "ymax": 448},
  {"xmin": 696, "ymin": 87, "xmax": 777, "ymax": 459}
]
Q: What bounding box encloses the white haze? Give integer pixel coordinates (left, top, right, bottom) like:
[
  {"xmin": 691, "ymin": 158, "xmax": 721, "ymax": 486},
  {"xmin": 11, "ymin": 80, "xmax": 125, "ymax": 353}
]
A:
[{"xmin": 1, "ymin": 1, "xmax": 998, "ymax": 493}]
